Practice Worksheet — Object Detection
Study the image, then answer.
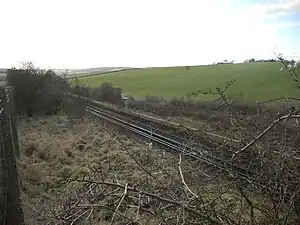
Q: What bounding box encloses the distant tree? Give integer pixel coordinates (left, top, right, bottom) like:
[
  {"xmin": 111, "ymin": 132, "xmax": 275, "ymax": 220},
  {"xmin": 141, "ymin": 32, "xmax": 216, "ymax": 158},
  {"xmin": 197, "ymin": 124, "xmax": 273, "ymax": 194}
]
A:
[
  {"xmin": 249, "ymin": 58, "xmax": 256, "ymax": 63},
  {"xmin": 92, "ymin": 82, "xmax": 123, "ymax": 105},
  {"xmin": 6, "ymin": 62, "xmax": 67, "ymax": 116}
]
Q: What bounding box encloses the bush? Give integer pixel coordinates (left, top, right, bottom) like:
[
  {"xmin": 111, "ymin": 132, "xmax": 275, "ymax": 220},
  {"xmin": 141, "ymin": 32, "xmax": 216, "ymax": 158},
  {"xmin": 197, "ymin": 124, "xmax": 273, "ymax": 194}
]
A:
[
  {"xmin": 95, "ymin": 82, "xmax": 122, "ymax": 105},
  {"xmin": 6, "ymin": 62, "xmax": 67, "ymax": 116},
  {"xmin": 69, "ymin": 83, "xmax": 90, "ymax": 97},
  {"xmin": 69, "ymin": 82, "xmax": 123, "ymax": 105}
]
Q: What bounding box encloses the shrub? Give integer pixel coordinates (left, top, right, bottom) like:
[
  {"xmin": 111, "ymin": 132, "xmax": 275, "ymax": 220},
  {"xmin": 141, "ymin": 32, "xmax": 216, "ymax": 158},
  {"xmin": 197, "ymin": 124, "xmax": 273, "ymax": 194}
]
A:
[
  {"xmin": 95, "ymin": 82, "xmax": 122, "ymax": 105},
  {"xmin": 69, "ymin": 84, "xmax": 90, "ymax": 97},
  {"xmin": 69, "ymin": 82, "xmax": 123, "ymax": 105},
  {"xmin": 6, "ymin": 62, "xmax": 67, "ymax": 116}
]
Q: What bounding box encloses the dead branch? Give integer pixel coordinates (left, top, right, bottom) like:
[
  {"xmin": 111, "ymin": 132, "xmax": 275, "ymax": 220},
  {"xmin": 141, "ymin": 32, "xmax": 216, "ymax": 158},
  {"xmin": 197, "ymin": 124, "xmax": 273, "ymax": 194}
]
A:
[
  {"xmin": 237, "ymin": 185, "xmax": 255, "ymax": 225},
  {"xmin": 258, "ymin": 97, "xmax": 300, "ymax": 104},
  {"xmin": 232, "ymin": 113, "xmax": 300, "ymax": 159},
  {"xmin": 178, "ymin": 154, "xmax": 199, "ymax": 199},
  {"xmin": 70, "ymin": 209, "xmax": 91, "ymax": 225},
  {"xmin": 69, "ymin": 178, "xmax": 224, "ymax": 225},
  {"xmin": 110, "ymin": 183, "xmax": 128, "ymax": 224}
]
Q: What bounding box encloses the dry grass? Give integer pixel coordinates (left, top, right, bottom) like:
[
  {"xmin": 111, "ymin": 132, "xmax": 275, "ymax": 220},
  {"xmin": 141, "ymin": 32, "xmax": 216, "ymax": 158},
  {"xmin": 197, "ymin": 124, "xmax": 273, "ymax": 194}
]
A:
[
  {"xmin": 19, "ymin": 115, "xmax": 183, "ymax": 224},
  {"xmin": 19, "ymin": 114, "xmax": 296, "ymax": 224}
]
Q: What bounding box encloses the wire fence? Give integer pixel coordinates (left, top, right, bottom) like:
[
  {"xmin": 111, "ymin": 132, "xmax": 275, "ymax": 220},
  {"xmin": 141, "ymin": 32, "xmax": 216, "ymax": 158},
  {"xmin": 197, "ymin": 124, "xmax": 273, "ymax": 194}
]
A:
[{"xmin": 0, "ymin": 85, "xmax": 25, "ymax": 225}]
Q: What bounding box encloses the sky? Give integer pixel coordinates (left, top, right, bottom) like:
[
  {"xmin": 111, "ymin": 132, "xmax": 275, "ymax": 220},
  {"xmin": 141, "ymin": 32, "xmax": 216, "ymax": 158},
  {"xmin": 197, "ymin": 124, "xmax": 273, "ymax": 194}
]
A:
[{"xmin": 0, "ymin": 0, "xmax": 299, "ymax": 69}]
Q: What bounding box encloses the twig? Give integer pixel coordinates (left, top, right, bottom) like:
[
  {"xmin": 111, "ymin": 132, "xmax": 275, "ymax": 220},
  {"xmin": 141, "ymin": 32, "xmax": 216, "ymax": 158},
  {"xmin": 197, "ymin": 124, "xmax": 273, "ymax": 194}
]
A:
[
  {"xmin": 76, "ymin": 204, "xmax": 133, "ymax": 222},
  {"xmin": 258, "ymin": 97, "xmax": 300, "ymax": 104},
  {"xmin": 101, "ymin": 126, "xmax": 178, "ymax": 200},
  {"xmin": 70, "ymin": 209, "xmax": 90, "ymax": 225},
  {"xmin": 85, "ymin": 208, "xmax": 93, "ymax": 221},
  {"xmin": 71, "ymin": 179, "xmax": 223, "ymax": 225},
  {"xmin": 110, "ymin": 183, "xmax": 128, "ymax": 224},
  {"xmin": 237, "ymin": 186, "xmax": 255, "ymax": 225},
  {"xmin": 114, "ymin": 174, "xmax": 120, "ymax": 185},
  {"xmin": 232, "ymin": 113, "xmax": 300, "ymax": 159},
  {"xmin": 178, "ymin": 154, "xmax": 199, "ymax": 199},
  {"xmin": 135, "ymin": 193, "xmax": 142, "ymax": 222}
]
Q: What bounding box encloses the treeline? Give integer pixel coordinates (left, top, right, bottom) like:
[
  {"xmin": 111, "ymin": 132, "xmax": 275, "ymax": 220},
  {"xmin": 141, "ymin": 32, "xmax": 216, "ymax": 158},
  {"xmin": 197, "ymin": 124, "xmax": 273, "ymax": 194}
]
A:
[
  {"xmin": 5, "ymin": 62, "xmax": 124, "ymax": 117},
  {"xmin": 244, "ymin": 58, "xmax": 296, "ymax": 64}
]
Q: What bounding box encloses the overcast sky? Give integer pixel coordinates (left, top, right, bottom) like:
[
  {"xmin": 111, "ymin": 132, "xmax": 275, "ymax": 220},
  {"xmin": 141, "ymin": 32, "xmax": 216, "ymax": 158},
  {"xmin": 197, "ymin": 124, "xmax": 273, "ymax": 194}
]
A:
[{"xmin": 0, "ymin": 0, "xmax": 299, "ymax": 69}]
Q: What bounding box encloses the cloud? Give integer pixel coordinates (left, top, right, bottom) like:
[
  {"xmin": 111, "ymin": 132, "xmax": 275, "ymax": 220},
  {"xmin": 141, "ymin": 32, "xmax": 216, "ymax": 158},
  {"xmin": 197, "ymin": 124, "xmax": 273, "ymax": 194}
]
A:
[
  {"xmin": 0, "ymin": 0, "xmax": 298, "ymax": 68},
  {"xmin": 252, "ymin": 0, "xmax": 300, "ymax": 17}
]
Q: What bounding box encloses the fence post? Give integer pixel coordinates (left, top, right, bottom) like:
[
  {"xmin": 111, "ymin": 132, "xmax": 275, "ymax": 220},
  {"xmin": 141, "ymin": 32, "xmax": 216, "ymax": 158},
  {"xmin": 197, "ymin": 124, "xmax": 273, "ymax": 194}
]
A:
[
  {"xmin": 0, "ymin": 94, "xmax": 6, "ymax": 225},
  {"xmin": 7, "ymin": 86, "xmax": 20, "ymax": 158},
  {"xmin": 0, "ymin": 87, "xmax": 25, "ymax": 225}
]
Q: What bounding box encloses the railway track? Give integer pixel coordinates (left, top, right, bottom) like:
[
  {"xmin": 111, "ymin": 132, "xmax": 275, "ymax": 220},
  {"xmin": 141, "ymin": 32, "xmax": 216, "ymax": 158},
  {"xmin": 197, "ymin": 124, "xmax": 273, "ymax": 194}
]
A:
[
  {"xmin": 67, "ymin": 93, "xmax": 239, "ymax": 152},
  {"xmin": 68, "ymin": 98, "xmax": 254, "ymax": 181},
  {"xmin": 68, "ymin": 95, "xmax": 300, "ymax": 202}
]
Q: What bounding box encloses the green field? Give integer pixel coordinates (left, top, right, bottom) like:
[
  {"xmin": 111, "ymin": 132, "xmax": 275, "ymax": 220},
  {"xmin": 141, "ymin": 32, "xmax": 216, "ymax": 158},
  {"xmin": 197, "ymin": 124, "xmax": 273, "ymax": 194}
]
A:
[{"xmin": 77, "ymin": 62, "xmax": 299, "ymax": 101}]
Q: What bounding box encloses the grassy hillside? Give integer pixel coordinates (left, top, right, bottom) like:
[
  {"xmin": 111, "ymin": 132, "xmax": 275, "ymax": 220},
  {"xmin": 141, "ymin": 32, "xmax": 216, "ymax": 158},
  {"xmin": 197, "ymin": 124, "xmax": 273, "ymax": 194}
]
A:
[{"xmin": 77, "ymin": 62, "xmax": 299, "ymax": 101}]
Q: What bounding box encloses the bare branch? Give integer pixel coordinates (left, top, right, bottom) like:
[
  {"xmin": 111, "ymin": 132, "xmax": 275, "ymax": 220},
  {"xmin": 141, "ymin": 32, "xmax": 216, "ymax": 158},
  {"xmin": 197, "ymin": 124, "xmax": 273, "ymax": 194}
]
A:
[
  {"xmin": 178, "ymin": 154, "xmax": 199, "ymax": 199},
  {"xmin": 110, "ymin": 183, "xmax": 128, "ymax": 224},
  {"xmin": 69, "ymin": 178, "xmax": 224, "ymax": 225},
  {"xmin": 232, "ymin": 113, "xmax": 300, "ymax": 159}
]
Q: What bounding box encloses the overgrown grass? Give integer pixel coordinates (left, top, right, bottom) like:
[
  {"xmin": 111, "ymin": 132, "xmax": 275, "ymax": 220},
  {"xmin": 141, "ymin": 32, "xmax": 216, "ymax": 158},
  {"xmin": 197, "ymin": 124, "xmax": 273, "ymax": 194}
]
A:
[
  {"xmin": 19, "ymin": 115, "xmax": 189, "ymax": 224},
  {"xmin": 19, "ymin": 115, "xmax": 274, "ymax": 224},
  {"xmin": 77, "ymin": 62, "xmax": 299, "ymax": 101}
]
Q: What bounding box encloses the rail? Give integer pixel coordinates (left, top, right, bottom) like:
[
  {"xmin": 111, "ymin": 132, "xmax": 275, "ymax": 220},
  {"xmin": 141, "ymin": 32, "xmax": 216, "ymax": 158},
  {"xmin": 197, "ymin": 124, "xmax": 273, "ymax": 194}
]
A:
[
  {"xmin": 66, "ymin": 92, "xmax": 238, "ymax": 149},
  {"xmin": 68, "ymin": 94, "xmax": 298, "ymax": 201},
  {"xmin": 68, "ymin": 98, "xmax": 254, "ymax": 180}
]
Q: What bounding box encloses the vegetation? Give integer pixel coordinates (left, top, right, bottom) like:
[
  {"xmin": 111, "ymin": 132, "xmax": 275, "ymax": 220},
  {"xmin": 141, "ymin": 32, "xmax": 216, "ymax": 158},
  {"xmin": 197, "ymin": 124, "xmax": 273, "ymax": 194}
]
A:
[
  {"xmin": 21, "ymin": 116, "xmax": 232, "ymax": 224},
  {"xmin": 2, "ymin": 55, "xmax": 299, "ymax": 224},
  {"xmin": 76, "ymin": 62, "xmax": 299, "ymax": 101},
  {"xmin": 21, "ymin": 114, "xmax": 300, "ymax": 225},
  {"xmin": 70, "ymin": 80, "xmax": 123, "ymax": 105},
  {"xmin": 6, "ymin": 62, "xmax": 67, "ymax": 116}
]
